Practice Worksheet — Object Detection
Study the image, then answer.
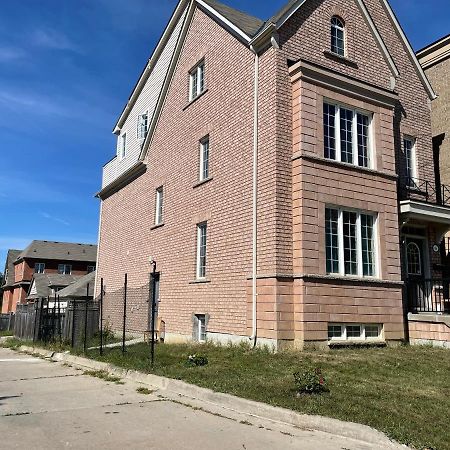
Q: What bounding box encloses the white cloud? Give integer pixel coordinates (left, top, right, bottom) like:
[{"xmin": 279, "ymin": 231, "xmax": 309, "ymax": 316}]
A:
[
  {"xmin": 0, "ymin": 46, "xmax": 26, "ymax": 62},
  {"xmin": 31, "ymin": 28, "xmax": 81, "ymax": 53},
  {"xmin": 39, "ymin": 211, "xmax": 70, "ymax": 227}
]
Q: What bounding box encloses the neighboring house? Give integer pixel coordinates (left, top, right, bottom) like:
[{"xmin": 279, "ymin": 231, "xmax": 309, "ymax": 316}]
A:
[
  {"xmin": 417, "ymin": 34, "xmax": 450, "ymax": 190},
  {"xmin": 1, "ymin": 250, "xmax": 22, "ymax": 314},
  {"xmin": 57, "ymin": 271, "xmax": 96, "ymax": 303},
  {"xmin": 1, "ymin": 241, "xmax": 97, "ymax": 314},
  {"xmin": 96, "ymin": 0, "xmax": 450, "ymax": 349}
]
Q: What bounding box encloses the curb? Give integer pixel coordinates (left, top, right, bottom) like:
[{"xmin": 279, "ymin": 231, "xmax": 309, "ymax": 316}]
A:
[{"xmin": 17, "ymin": 345, "xmax": 405, "ymax": 449}]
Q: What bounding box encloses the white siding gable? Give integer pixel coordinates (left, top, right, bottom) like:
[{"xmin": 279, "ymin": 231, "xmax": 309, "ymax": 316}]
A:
[{"xmin": 102, "ymin": 7, "xmax": 187, "ymax": 189}]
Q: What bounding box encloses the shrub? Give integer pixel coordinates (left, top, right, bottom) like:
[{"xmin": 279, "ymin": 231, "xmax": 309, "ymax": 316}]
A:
[
  {"xmin": 186, "ymin": 354, "xmax": 208, "ymax": 367},
  {"xmin": 293, "ymin": 366, "xmax": 326, "ymax": 394}
]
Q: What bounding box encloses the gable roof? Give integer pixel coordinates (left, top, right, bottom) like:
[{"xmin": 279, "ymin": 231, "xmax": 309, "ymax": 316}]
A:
[
  {"xmin": 417, "ymin": 33, "xmax": 450, "ymax": 70},
  {"xmin": 16, "ymin": 241, "xmax": 97, "ymax": 264},
  {"xmin": 27, "ymin": 273, "xmax": 81, "ymax": 299},
  {"xmin": 57, "ymin": 271, "xmax": 95, "ymax": 299},
  {"xmin": 200, "ymin": 0, "xmax": 264, "ymax": 38},
  {"xmin": 2, "ymin": 249, "xmax": 22, "ymax": 288}
]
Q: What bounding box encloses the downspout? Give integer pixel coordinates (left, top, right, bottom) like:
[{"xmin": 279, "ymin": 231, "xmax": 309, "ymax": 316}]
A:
[
  {"xmin": 249, "ymin": 45, "xmax": 259, "ymax": 347},
  {"xmin": 93, "ymin": 199, "xmax": 103, "ymax": 300}
]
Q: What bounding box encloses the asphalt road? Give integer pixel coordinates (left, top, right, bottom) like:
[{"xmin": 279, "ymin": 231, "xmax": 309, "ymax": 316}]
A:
[{"xmin": 0, "ymin": 347, "xmax": 396, "ymax": 449}]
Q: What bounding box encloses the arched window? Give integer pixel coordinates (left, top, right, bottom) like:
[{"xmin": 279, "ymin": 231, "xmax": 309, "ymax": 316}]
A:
[
  {"xmin": 406, "ymin": 242, "xmax": 422, "ymax": 276},
  {"xmin": 331, "ymin": 16, "xmax": 345, "ymax": 56}
]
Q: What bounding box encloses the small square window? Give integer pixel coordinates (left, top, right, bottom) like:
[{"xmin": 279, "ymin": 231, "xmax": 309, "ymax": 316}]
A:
[
  {"xmin": 137, "ymin": 113, "xmax": 148, "ymax": 139},
  {"xmin": 155, "ymin": 187, "xmax": 164, "ymax": 225},
  {"xmin": 328, "ymin": 324, "xmax": 343, "ymax": 340},
  {"xmin": 365, "ymin": 324, "xmax": 381, "ymax": 339},
  {"xmin": 58, "ymin": 264, "xmax": 72, "ymax": 275},
  {"xmin": 346, "ymin": 325, "xmax": 362, "ymax": 338},
  {"xmin": 87, "ymin": 265, "xmax": 96, "ymax": 274},
  {"xmin": 34, "ymin": 263, "xmax": 45, "ymax": 274}
]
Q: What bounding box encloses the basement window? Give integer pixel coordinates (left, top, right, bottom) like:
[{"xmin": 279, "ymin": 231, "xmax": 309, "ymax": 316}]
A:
[{"xmin": 328, "ymin": 323, "xmax": 382, "ymax": 341}]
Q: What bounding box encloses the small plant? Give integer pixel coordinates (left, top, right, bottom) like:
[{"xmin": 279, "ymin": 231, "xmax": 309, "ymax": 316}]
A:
[
  {"xmin": 83, "ymin": 369, "xmax": 123, "ymax": 384},
  {"xmin": 293, "ymin": 366, "xmax": 327, "ymax": 394},
  {"xmin": 186, "ymin": 354, "xmax": 208, "ymax": 367},
  {"xmin": 136, "ymin": 387, "xmax": 155, "ymax": 395}
]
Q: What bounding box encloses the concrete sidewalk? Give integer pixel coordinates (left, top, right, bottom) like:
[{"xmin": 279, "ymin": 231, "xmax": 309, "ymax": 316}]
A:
[{"xmin": 0, "ymin": 345, "xmax": 407, "ymax": 449}]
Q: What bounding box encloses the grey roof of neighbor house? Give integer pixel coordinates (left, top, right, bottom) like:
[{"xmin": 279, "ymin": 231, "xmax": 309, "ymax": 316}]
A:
[
  {"xmin": 2, "ymin": 249, "xmax": 22, "ymax": 288},
  {"xmin": 27, "ymin": 274, "xmax": 82, "ymax": 299},
  {"xmin": 202, "ymin": 0, "xmax": 264, "ymax": 37},
  {"xmin": 16, "ymin": 241, "xmax": 97, "ymax": 264},
  {"xmin": 57, "ymin": 271, "xmax": 96, "ymax": 299}
]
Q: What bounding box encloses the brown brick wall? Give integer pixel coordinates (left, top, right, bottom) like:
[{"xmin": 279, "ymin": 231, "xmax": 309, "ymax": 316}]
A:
[{"xmin": 409, "ymin": 319, "xmax": 450, "ymax": 347}]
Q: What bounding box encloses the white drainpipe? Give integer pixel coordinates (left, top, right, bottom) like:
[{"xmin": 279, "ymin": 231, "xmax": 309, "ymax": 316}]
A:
[{"xmin": 250, "ymin": 46, "xmax": 259, "ymax": 346}]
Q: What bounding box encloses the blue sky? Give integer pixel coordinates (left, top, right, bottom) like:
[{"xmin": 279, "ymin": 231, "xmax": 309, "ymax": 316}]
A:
[{"xmin": 0, "ymin": 0, "xmax": 448, "ymax": 268}]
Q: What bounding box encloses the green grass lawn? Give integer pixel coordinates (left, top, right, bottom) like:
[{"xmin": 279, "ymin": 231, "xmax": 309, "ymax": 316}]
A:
[{"xmin": 82, "ymin": 342, "xmax": 450, "ymax": 450}]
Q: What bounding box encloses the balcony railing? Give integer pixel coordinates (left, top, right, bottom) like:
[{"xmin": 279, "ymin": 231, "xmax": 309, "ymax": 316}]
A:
[
  {"xmin": 406, "ymin": 278, "xmax": 450, "ymax": 314},
  {"xmin": 398, "ymin": 177, "xmax": 450, "ymax": 206}
]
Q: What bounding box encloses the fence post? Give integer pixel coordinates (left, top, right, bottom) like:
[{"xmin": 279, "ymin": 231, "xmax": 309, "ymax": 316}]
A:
[
  {"xmin": 71, "ymin": 300, "xmax": 76, "ymax": 348},
  {"xmin": 122, "ymin": 274, "xmax": 127, "ymax": 354},
  {"xmin": 150, "ymin": 261, "xmax": 157, "ymax": 366},
  {"xmin": 57, "ymin": 295, "xmax": 61, "ymax": 344},
  {"xmin": 100, "ymin": 278, "xmax": 104, "ymax": 356},
  {"xmin": 84, "ymin": 283, "xmax": 89, "ymax": 353}
]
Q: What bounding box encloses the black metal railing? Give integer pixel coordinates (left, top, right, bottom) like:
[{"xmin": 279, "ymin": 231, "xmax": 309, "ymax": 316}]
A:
[
  {"xmin": 398, "ymin": 177, "xmax": 450, "ymax": 206},
  {"xmin": 406, "ymin": 278, "xmax": 450, "ymax": 314}
]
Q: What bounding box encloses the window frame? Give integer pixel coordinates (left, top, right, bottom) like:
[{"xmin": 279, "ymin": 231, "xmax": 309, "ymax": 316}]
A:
[
  {"xmin": 118, "ymin": 132, "xmax": 127, "ymax": 161},
  {"xmin": 328, "ymin": 323, "xmax": 383, "ymax": 342},
  {"xmin": 87, "ymin": 265, "xmax": 96, "ymax": 274},
  {"xmin": 137, "ymin": 111, "xmax": 149, "ymax": 140},
  {"xmin": 323, "ymin": 100, "xmax": 374, "ymax": 169},
  {"xmin": 325, "ymin": 206, "xmax": 379, "ymax": 279},
  {"xmin": 34, "ymin": 263, "xmax": 45, "ymax": 274},
  {"xmin": 196, "ymin": 314, "xmax": 207, "ymax": 342},
  {"xmin": 403, "ymin": 135, "xmax": 417, "ymax": 181},
  {"xmin": 58, "ymin": 264, "xmax": 72, "ymax": 275},
  {"xmin": 189, "ymin": 60, "xmax": 205, "ymax": 102},
  {"xmin": 196, "ymin": 222, "xmax": 207, "ymax": 280},
  {"xmin": 155, "ymin": 186, "xmax": 164, "ymax": 226},
  {"xmin": 331, "ymin": 16, "xmax": 346, "ymax": 56},
  {"xmin": 199, "ymin": 136, "xmax": 210, "ymax": 181}
]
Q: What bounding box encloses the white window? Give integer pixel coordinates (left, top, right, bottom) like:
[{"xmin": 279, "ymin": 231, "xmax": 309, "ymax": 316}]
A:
[
  {"xmin": 189, "ymin": 61, "xmax": 205, "ymax": 101},
  {"xmin": 196, "ymin": 314, "xmax": 206, "ymax": 342},
  {"xmin": 118, "ymin": 133, "xmax": 127, "ymax": 160},
  {"xmin": 323, "ymin": 102, "xmax": 372, "ymax": 168},
  {"xmin": 196, "ymin": 222, "xmax": 207, "ymax": 279},
  {"xmin": 34, "ymin": 263, "xmax": 45, "ymax": 274},
  {"xmin": 325, "ymin": 207, "xmax": 377, "ymax": 278},
  {"xmin": 137, "ymin": 113, "xmax": 148, "ymax": 139},
  {"xmin": 403, "ymin": 136, "xmax": 417, "ymax": 181},
  {"xmin": 87, "ymin": 265, "xmax": 96, "ymax": 274},
  {"xmin": 58, "ymin": 264, "xmax": 72, "ymax": 275},
  {"xmin": 331, "ymin": 16, "xmax": 345, "ymax": 56},
  {"xmin": 155, "ymin": 187, "xmax": 164, "ymax": 225},
  {"xmin": 199, "ymin": 137, "xmax": 210, "ymax": 181},
  {"xmin": 328, "ymin": 323, "xmax": 382, "ymax": 341}
]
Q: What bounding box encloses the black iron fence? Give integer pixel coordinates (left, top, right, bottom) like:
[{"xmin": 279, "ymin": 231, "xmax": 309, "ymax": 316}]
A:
[
  {"xmin": 406, "ymin": 278, "xmax": 450, "ymax": 314},
  {"xmin": 398, "ymin": 177, "xmax": 450, "ymax": 206}
]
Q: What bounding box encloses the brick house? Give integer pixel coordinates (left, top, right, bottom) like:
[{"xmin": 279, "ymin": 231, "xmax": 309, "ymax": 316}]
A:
[
  {"xmin": 95, "ymin": 0, "xmax": 450, "ymax": 349},
  {"xmin": 1, "ymin": 241, "xmax": 97, "ymax": 314}
]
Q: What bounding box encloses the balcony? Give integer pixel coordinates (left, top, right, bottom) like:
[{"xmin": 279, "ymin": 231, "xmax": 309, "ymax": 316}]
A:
[
  {"xmin": 406, "ymin": 278, "xmax": 450, "ymax": 314},
  {"xmin": 398, "ymin": 177, "xmax": 450, "ymax": 227},
  {"xmin": 398, "ymin": 177, "xmax": 450, "ymax": 206}
]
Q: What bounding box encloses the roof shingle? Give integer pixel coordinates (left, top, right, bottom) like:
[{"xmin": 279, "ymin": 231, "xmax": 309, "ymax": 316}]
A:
[{"xmin": 16, "ymin": 241, "xmax": 97, "ymax": 264}]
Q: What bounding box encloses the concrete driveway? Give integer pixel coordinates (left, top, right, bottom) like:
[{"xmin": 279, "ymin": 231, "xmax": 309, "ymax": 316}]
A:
[{"xmin": 0, "ymin": 347, "xmax": 400, "ymax": 450}]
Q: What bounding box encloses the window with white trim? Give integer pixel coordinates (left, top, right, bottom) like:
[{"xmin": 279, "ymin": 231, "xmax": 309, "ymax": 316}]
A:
[
  {"xmin": 325, "ymin": 207, "xmax": 377, "ymax": 277},
  {"xmin": 199, "ymin": 137, "xmax": 209, "ymax": 181},
  {"xmin": 189, "ymin": 61, "xmax": 205, "ymax": 101},
  {"xmin": 34, "ymin": 263, "xmax": 45, "ymax": 274},
  {"xmin": 137, "ymin": 113, "xmax": 148, "ymax": 139},
  {"xmin": 196, "ymin": 222, "xmax": 207, "ymax": 279},
  {"xmin": 118, "ymin": 133, "xmax": 127, "ymax": 160},
  {"xmin": 155, "ymin": 187, "xmax": 164, "ymax": 225},
  {"xmin": 403, "ymin": 136, "xmax": 417, "ymax": 181},
  {"xmin": 195, "ymin": 314, "xmax": 206, "ymax": 342},
  {"xmin": 323, "ymin": 102, "xmax": 372, "ymax": 168},
  {"xmin": 328, "ymin": 323, "xmax": 382, "ymax": 341},
  {"xmin": 58, "ymin": 264, "xmax": 72, "ymax": 275},
  {"xmin": 331, "ymin": 17, "xmax": 345, "ymax": 56},
  {"xmin": 87, "ymin": 265, "xmax": 96, "ymax": 274}
]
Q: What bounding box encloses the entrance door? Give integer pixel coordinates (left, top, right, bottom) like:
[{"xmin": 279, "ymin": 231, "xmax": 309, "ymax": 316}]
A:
[{"xmin": 405, "ymin": 237, "xmax": 428, "ymax": 311}]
